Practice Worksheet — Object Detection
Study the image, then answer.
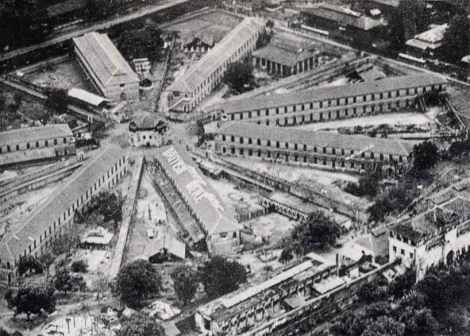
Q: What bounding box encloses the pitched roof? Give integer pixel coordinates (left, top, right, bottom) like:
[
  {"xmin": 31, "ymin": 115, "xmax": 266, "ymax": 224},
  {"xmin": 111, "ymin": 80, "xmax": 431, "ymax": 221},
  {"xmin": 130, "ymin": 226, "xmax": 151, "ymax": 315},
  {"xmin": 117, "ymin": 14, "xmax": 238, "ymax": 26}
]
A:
[
  {"xmin": 217, "ymin": 74, "xmax": 447, "ymax": 114},
  {"xmin": 0, "ymin": 124, "xmax": 72, "ymax": 147},
  {"xmin": 0, "ymin": 146, "xmax": 126, "ymax": 265},
  {"xmin": 73, "ymin": 32, "xmax": 139, "ymax": 86},
  {"xmin": 252, "ymin": 38, "xmax": 318, "ymax": 67},
  {"xmin": 303, "ymin": 3, "xmax": 383, "ymax": 31},
  {"xmin": 68, "ymin": 88, "xmax": 109, "ymax": 107},
  {"xmin": 155, "ymin": 145, "xmax": 240, "ymax": 235},
  {"xmin": 216, "ymin": 122, "xmax": 417, "ymax": 156},
  {"xmin": 406, "ymin": 24, "xmax": 448, "ymax": 51},
  {"xmin": 167, "ymin": 17, "xmax": 264, "ymax": 93}
]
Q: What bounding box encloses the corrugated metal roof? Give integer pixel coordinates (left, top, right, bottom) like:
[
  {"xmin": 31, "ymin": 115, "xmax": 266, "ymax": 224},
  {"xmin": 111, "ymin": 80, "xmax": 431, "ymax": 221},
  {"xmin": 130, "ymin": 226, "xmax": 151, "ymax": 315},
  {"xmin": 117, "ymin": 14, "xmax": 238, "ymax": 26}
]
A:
[
  {"xmin": 155, "ymin": 145, "xmax": 240, "ymax": 235},
  {"xmin": 216, "ymin": 122, "xmax": 417, "ymax": 156},
  {"xmin": 218, "ymin": 74, "xmax": 447, "ymax": 114},
  {"xmin": 68, "ymin": 88, "xmax": 109, "ymax": 107},
  {"xmin": 167, "ymin": 17, "xmax": 264, "ymax": 93},
  {"xmin": 73, "ymin": 32, "xmax": 139, "ymax": 86},
  {"xmin": 0, "ymin": 146, "xmax": 126, "ymax": 264},
  {"xmin": 0, "ymin": 124, "xmax": 72, "ymax": 147}
]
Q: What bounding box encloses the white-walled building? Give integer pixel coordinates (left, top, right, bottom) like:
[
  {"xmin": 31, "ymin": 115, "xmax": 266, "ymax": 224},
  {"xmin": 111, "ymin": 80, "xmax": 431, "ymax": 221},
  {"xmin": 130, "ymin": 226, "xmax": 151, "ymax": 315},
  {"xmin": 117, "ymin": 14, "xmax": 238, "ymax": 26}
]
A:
[
  {"xmin": 0, "ymin": 124, "xmax": 75, "ymax": 167},
  {"xmin": 73, "ymin": 32, "xmax": 139, "ymax": 102},
  {"xmin": 389, "ymin": 196, "xmax": 470, "ymax": 280},
  {"xmin": 166, "ymin": 17, "xmax": 264, "ymax": 120},
  {"xmin": 128, "ymin": 115, "xmax": 169, "ymax": 147},
  {"xmin": 0, "ymin": 146, "xmax": 127, "ymax": 284}
]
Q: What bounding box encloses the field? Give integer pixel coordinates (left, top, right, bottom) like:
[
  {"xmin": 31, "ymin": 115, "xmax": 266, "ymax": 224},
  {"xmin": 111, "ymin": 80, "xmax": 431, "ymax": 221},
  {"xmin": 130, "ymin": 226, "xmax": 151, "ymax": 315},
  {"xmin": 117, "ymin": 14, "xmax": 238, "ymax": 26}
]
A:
[{"xmin": 22, "ymin": 58, "xmax": 92, "ymax": 92}]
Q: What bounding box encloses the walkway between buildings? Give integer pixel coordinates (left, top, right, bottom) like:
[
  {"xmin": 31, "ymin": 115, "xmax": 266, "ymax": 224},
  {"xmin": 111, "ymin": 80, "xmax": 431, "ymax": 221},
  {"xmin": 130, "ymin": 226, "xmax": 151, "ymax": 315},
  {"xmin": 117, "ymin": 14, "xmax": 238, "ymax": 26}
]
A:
[{"xmin": 108, "ymin": 154, "xmax": 144, "ymax": 280}]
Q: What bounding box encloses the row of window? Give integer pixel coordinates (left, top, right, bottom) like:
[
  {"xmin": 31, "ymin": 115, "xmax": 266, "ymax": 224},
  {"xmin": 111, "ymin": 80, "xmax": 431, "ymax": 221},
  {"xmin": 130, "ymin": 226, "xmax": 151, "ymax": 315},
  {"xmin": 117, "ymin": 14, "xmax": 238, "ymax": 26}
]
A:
[
  {"xmin": 0, "ymin": 137, "xmax": 69, "ymax": 154},
  {"xmin": 226, "ymin": 84, "xmax": 443, "ymax": 121},
  {"xmin": 219, "ymin": 135, "xmax": 405, "ymax": 162},
  {"xmin": 229, "ymin": 95, "xmax": 419, "ymax": 122},
  {"xmin": 7, "ymin": 157, "xmax": 126, "ymax": 268}
]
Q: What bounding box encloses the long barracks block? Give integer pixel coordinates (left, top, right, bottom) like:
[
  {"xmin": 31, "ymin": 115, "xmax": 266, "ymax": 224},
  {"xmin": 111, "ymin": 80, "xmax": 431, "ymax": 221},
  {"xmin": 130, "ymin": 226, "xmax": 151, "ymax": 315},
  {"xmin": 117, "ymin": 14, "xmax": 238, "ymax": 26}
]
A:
[
  {"xmin": 212, "ymin": 74, "xmax": 446, "ymax": 127},
  {"xmin": 213, "ymin": 122, "xmax": 418, "ymax": 175}
]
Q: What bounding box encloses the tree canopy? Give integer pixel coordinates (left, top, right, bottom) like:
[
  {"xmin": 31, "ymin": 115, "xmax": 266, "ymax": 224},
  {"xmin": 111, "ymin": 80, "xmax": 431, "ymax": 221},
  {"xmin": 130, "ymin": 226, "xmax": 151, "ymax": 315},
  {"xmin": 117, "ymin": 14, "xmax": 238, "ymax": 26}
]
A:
[
  {"xmin": 171, "ymin": 266, "xmax": 198, "ymax": 305},
  {"xmin": 118, "ymin": 25, "xmax": 163, "ymax": 62},
  {"xmin": 289, "ymin": 211, "xmax": 340, "ymax": 255},
  {"xmin": 17, "ymin": 256, "xmax": 43, "ymax": 276},
  {"xmin": 441, "ymin": 14, "xmax": 470, "ymax": 63},
  {"xmin": 116, "ymin": 260, "xmax": 162, "ymax": 308},
  {"xmin": 118, "ymin": 312, "xmax": 165, "ymax": 336},
  {"xmin": 5, "ymin": 286, "xmax": 56, "ymax": 320},
  {"xmin": 412, "ymin": 141, "xmax": 439, "ymax": 171},
  {"xmin": 223, "ymin": 60, "xmax": 255, "ymax": 94},
  {"xmin": 199, "ymin": 256, "xmax": 247, "ymax": 299}
]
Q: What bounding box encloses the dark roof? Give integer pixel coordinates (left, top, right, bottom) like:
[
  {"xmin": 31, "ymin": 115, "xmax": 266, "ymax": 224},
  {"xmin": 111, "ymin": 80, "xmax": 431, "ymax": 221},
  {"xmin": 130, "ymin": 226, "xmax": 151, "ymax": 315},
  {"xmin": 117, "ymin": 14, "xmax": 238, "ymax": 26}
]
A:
[
  {"xmin": 217, "ymin": 74, "xmax": 447, "ymax": 114},
  {"xmin": 129, "ymin": 115, "xmax": 168, "ymax": 132},
  {"xmin": 302, "ymin": 3, "xmax": 383, "ymax": 31},
  {"xmin": 216, "ymin": 122, "xmax": 417, "ymax": 156}
]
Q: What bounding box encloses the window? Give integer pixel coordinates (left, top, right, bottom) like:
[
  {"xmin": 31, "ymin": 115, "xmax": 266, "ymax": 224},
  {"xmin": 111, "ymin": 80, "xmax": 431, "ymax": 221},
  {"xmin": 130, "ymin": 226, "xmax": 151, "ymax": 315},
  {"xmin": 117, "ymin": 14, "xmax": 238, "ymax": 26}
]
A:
[
  {"xmin": 63, "ymin": 138, "xmax": 66, "ymax": 144},
  {"xmin": 54, "ymin": 139, "xmax": 57, "ymax": 145},
  {"xmin": 393, "ymin": 246, "xmax": 397, "ymax": 252},
  {"xmin": 26, "ymin": 143, "xmax": 30, "ymax": 149},
  {"xmin": 36, "ymin": 141, "xmax": 39, "ymax": 147},
  {"xmin": 16, "ymin": 144, "xmax": 19, "ymax": 151},
  {"xmin": 401, "ymin": 249, "xmax": 405, "ymax": 255},
  {"xmin": 45, "ymin": 140, "xmax": 48, "ymax": 147}
]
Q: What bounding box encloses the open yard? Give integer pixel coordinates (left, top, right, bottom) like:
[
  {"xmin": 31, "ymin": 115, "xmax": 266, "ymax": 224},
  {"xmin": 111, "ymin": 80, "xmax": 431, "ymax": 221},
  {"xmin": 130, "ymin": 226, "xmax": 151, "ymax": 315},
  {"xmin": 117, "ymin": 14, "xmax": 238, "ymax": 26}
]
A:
[
  {"xmin": 22, "ymin": 58, "xmax": 92, "ymax": 92},
  {"xmin": 292, "ymin": 112, "xmax": 435, "ymax": 131}
]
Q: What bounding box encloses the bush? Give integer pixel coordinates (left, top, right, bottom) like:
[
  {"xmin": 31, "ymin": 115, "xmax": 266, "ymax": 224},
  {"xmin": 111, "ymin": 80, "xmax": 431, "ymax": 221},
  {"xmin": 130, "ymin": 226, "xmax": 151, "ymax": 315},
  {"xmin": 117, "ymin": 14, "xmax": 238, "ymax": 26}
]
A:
[{"xmin": 71, "ymin": 260, "xmax": 88, "ymax": 273}]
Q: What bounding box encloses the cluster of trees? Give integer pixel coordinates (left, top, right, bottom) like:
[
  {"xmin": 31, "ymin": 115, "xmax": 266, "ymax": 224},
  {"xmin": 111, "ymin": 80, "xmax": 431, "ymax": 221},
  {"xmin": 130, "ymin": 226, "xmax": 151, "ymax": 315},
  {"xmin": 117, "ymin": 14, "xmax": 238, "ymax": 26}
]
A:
[
  {"xmin": 279, "ymin": 212, "xmax": 340, "ymax": 263},
  {"xmin": 4, "ymin": 286, "xmax": 56, "ymax": 320},
  {"xmin": 345, "ymin": 171, "xmax": 381, "ymax": 198},
  {"xmin": 118, "ymin": 24, "xmax": 163, "ymax": 62},
  {"xmin": 54, "ymin": 267, "xmax": 87, "ymax": 295},
  {"xmin": 117, "ymin": 312, "xmax": 165, "ymax": 336},
  {"xmin": 332, "ymin": 257, "xmax": 470, "ymax": 336},
  {"xmin": 0, "ymin": 0, "xmax": 51, "ymax": 50},
  {"xmin": 0, "ymin": 328, "xmax": 23, "ymax": 336},
  {"xmin": 74, "ymin": 191, "xmax": 123, "ymax": 232},
  {"xmin": 223, "ymin": 60, "xmax": 255, "ymax": 94},
  {"xmin": 116, "ymin": 256, "xmax": 247, "ymax": 308}
]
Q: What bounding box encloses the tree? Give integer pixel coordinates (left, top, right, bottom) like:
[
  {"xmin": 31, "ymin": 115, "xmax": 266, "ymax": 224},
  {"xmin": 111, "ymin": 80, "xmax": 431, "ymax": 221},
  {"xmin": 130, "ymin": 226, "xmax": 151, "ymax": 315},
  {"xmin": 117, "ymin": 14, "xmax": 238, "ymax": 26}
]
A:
[
  {"xmin": 441, "ymin": 14, "xmax": 470, "ymax": 63},
  {"xmin": 92, "ymin": 271, "xmax": 109, "ymax": 303},
  {"xmin": 45, "ymin": 88, "xmax": 69, "ymax": 114},
  {"xmin": 389, "ymin": 268, "xmax": 416, "ymax": 298},
  {"xmin": 84, "ymin": 0, "xmax": 115, "ymax": 20},
  {"xmin": 71, "ymin": 260, "xmax": 88, "ymax": 273},
  {"xmin": 278, "ymin": 248, "xmax": 294, "ymax": 263},
  {"xmin": 17, "ymin": 256, "xmax": 43, "ymax": 276},
  {"xmin": 223, "ymin": 60, "xmax": 254, "ymax": 94},
  {"xmin": 54, "ymin": 268, "xmax": 85, "ymax": 295},
  {"xmin": 6, "ymin": 286, "xmax": 56, "ymax": 320},
  {"xmin": 171, "ymin": 266, "xmax": 198, "ymax": 305},
  {"xmin": 75, "ymin": 191, "xmax": 123, "ymax": 231},
  {"xmin": 398, "ymin": 0, "xmax": 428, "ymax": 40},
  {"xmin": 118, "ymin": 312, "xmax": 165, "ymax": 336},
  {"xmin": 0, "ymin": 328, "xmax": 23, "ymax": 336},
  {"xmin": 344, "ymin": 171, "xmax": 380, "ymax": 198},
  {"xmin": 361, "ymin": 316, "xmax": 405, "ymax": 336},
  {"xmin": 116, "ymin": 260, "xmax": 162, "ymax": 308},
  {"xmin": 118, "ymin": 25, "xmax": 163, "ymax": 62},
  {"xmin": 199, "ymin": 256, "xmax": 247, "ymax": 299},
  {"xmin": 412, "ymin": 141, "xmax": 439, "ymax": 171},
  {"xmin": 290, "ymin": 212, "xmax": 340, "ymax": 255},
  {"xmin": 356, "ymin": 281, "xmax": 388, "ymax": 304},
  {"xmin": 39, "ymin": 252, "xmax": 55, "ymax": 276}
]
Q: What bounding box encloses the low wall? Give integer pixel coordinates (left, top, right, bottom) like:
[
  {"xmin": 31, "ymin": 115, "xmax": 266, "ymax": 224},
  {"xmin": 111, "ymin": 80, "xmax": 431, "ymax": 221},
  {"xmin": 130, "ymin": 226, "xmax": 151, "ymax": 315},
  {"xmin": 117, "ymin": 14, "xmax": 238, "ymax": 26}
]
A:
[{"xmin": 108, "ymin": 155, "xmax": 144, "ymax": 280}]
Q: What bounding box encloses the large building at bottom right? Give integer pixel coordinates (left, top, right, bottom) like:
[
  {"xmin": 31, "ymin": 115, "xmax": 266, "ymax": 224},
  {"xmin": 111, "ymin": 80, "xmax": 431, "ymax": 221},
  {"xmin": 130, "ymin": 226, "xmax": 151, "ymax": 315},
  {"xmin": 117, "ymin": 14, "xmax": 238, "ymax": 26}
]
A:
[{"xmin": 389, "ymin": 179, "xmax": 470, "ymax": 280}]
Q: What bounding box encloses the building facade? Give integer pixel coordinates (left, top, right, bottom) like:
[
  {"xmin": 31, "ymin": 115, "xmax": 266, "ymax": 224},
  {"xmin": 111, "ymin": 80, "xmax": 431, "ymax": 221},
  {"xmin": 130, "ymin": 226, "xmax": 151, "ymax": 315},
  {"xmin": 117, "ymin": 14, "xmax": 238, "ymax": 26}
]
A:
[
  {"xmin": 252, "ymin": 37, "xmax": 333, "ymax": 77},
  {"xmin": 211, "ymin": 74, "xmax": 447, "ymax": 127},
  {"xmin": 73, "ymin": 32, "xmax": 140, "ymax": 102},
  {"xmin": 0, "ymin": 124, "xmax": 75, "ymax": 167},
  {"xmin": 389, "ymin": 196, "xmax": 470, "ymax": 280},
  {"xmin": 0, "ymin": 146, "xmax": 127, "ymax": 284},
  {"xmin": 128, "ymin": 115, "xmax": 169, "ymax": 147},
  {"xmin": 213, "ymin": 122, "xmax": 416, "ymax": 175},
  {"xmin": 166, "ymin": 18, "xmax": 264, "ymax": 119}
]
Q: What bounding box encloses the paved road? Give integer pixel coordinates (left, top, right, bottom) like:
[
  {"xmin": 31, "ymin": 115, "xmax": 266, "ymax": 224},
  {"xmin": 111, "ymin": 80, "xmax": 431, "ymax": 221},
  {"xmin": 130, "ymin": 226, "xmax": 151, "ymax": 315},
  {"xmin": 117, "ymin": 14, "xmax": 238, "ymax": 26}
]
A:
[{"xmin": 0, "ymin": 0, "xmax": 189, "ymax": 63}]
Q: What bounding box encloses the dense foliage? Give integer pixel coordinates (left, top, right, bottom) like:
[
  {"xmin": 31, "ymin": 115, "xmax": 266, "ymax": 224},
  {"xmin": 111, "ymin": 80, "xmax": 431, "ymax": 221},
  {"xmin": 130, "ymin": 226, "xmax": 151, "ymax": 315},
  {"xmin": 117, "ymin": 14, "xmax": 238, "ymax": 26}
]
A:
[
  {"xmin": 199, "ymin": 256, "xmax": 247, "ymax": 299},
  {"xmin": 116, "ymin": 260, "xmax": 162, "ymax": 308},
  {"xmin": 5, "ymin": 286, "xmax": 56, "ymax": 320},
  {"xmin": 332, "ymin": 256, "xmax": 470, "ymax": 336},
  {"xmin": 223, "ymin": 60, "xmax": 255, "ymax": 94},
  {"xmin": 171, "ymin": 266, "xmax": 198, "ymax": 305},
  {"xmin": 74, "ymin": 191, "xmax": 123, "ymax": 231},
  {"xmin": 118, "ymin": 312, "xmax": 165, "ymax": 336}
]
